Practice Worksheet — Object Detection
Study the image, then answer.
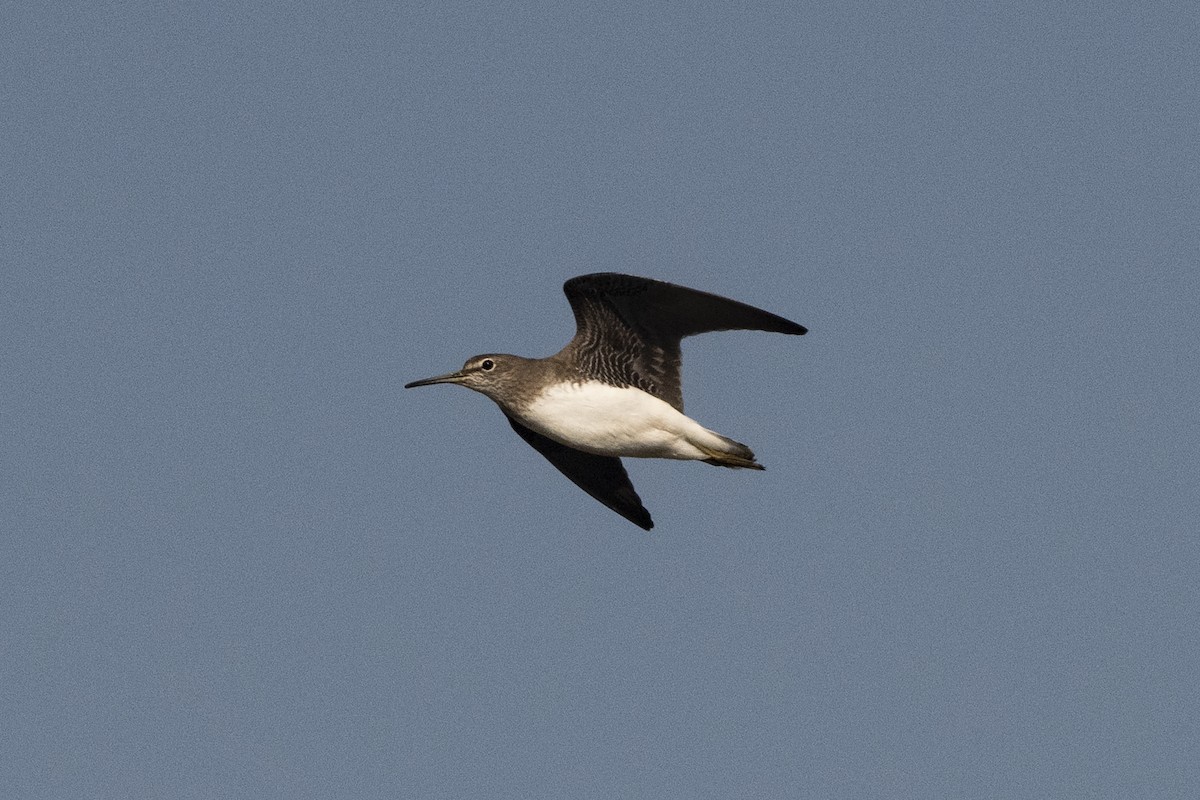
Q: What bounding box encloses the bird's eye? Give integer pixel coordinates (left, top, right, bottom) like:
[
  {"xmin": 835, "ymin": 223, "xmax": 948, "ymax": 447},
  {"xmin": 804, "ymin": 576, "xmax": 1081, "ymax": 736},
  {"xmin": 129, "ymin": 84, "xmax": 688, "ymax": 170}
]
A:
[{"xmin": 480, "ymin": 359, "xmax": 495, "ymax": 371}]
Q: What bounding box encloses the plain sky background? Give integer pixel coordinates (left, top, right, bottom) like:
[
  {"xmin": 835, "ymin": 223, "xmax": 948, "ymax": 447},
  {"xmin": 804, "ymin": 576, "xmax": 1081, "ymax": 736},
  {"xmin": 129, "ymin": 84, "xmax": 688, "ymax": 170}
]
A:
[{"xmin": 4, "ymin": 1, "xmax": 1198, "ymax": 797}]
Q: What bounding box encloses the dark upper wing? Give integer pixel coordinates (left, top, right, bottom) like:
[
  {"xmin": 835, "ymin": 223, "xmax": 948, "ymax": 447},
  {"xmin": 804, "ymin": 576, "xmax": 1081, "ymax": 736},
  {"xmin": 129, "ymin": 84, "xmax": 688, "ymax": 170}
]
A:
[
  {"xmin": 506, "ymin": 414, "xmax": 653, "ymax": 531},
  {"xmin": 560, "ymin": 273, "xmax": 806, "ymax": 411}
]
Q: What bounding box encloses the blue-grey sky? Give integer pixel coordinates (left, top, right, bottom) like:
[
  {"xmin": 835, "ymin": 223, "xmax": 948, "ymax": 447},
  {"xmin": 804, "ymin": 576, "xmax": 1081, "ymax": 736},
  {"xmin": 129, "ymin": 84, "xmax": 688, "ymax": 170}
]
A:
[{"xmin": 4, "ymin": 2, "xmax": 1198, "ymax": 797}]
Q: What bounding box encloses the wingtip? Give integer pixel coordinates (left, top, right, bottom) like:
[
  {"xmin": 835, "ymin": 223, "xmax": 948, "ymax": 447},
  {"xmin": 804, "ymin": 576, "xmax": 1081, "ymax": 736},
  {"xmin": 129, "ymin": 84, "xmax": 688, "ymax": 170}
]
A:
[
  {"xmin": 625, "ymin": 507, "xmax": 654, "ymax": 531},
  {"xmin": 629, "ymin": 508, "xmax": 654, "ymax": 531}
]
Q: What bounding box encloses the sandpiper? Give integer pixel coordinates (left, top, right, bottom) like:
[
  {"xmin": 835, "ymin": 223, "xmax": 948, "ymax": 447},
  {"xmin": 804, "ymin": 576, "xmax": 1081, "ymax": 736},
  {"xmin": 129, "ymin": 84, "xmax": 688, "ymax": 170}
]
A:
[{"xmin": 405, "ymin": 273, "xmax": 807, "ymax": 530}]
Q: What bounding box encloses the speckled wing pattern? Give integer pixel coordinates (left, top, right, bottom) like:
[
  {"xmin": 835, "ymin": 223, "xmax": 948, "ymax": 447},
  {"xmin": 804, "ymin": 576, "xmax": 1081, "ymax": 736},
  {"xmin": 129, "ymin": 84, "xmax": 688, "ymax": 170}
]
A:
[
  {"xmin": 560, "ymin": 273, "xmax": 807, "ymax": 412},
  {"xmin": 505, "ymin": 414, "xmax": 654, "ymax": 531}
]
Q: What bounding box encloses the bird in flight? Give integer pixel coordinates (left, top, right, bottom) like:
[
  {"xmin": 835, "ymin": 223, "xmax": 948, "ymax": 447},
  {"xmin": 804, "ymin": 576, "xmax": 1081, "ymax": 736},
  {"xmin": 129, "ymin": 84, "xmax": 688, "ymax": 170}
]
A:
[{"xmin": 405, "ymin": 273, "xmax": 807, "ymax": 530}]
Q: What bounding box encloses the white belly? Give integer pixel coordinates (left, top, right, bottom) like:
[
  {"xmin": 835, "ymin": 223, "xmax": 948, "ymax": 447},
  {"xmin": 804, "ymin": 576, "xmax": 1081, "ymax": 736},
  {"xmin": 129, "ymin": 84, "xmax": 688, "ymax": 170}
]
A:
[{"xmin": 517, "ymin": 381, "xmax": 727, "ymax": 461}]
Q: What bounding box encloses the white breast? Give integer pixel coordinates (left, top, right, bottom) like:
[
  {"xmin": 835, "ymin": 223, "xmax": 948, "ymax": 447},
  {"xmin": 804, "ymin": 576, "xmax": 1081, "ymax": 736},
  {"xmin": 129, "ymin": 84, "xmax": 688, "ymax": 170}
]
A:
[{"xmin": 518, "ymin": 381, "xmax": 725, "ymax": 461}]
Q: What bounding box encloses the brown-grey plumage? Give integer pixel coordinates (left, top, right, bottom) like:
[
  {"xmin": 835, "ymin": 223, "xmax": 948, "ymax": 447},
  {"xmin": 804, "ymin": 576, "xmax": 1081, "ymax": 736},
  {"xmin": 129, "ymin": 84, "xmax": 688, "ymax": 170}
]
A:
[
  {"xmin": 559, "ymin": 273, "xmax": 807, "ymax": 412},
  {"xmin": 404, "ymin": 273, "xmax": 807, "ymax": 531}
]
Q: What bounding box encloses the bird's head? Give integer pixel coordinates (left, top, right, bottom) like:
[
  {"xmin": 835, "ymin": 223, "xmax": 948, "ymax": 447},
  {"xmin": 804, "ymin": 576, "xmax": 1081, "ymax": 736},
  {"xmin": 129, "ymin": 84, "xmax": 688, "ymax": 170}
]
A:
[{"xmin": 404, "ymin": 354, "xmax": 531, "ymax": 403}]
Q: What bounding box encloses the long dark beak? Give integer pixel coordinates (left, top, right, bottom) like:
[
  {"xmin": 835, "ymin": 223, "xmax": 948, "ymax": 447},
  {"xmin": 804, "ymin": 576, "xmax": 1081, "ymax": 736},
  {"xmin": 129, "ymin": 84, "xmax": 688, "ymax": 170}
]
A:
[{"xmin": 404, "ymin": 370, "xmax": 469, "ymax": 389}]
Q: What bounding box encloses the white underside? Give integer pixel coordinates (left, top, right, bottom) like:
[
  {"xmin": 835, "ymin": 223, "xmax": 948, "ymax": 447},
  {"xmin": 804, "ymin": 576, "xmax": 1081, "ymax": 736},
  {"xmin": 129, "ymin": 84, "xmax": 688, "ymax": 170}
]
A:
[{"xmin": 516, "ymin": 381, "xmax": 732, "ymax": 460}]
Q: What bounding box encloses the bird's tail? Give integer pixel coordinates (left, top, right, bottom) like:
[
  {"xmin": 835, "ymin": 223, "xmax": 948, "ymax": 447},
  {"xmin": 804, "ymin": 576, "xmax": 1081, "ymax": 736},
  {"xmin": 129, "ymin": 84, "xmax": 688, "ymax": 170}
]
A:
[{"xmin": 698, "ymin": 434, "xmax": 765, "ymax": 470}]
